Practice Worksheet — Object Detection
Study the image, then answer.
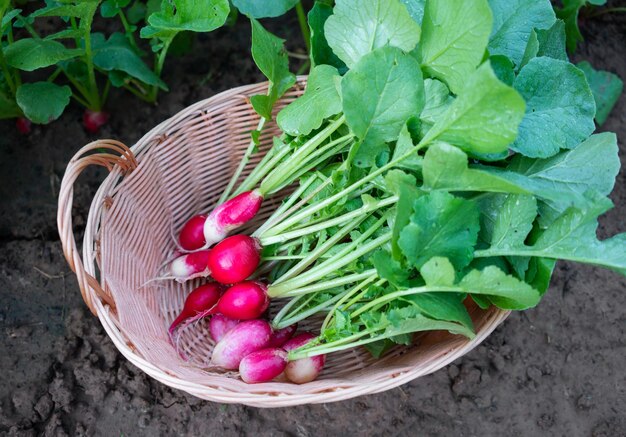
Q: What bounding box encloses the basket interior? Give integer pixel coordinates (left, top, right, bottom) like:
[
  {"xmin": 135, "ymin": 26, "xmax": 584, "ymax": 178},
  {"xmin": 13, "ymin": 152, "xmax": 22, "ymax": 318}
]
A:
[{"xmin": 96, "ymin": 80, "xmax": 503, "ymax": 397}]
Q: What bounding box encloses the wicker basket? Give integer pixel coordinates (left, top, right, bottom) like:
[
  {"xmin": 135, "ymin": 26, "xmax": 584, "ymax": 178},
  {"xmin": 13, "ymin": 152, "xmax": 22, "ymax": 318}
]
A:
[{"xmin": 57, "ymin": 78, "xmax": 510, "ymax": 407}]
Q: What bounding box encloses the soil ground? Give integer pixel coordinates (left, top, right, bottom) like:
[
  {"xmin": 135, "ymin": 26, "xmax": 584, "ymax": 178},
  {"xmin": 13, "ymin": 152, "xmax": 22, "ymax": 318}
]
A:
[{"xmin": 1, "ymin": 6, "xmax": 625, "ymax": 437}]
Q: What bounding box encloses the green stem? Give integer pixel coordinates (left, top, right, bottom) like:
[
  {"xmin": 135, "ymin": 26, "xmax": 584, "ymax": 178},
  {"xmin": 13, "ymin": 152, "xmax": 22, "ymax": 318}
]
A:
[
  {"xmin": 62, "ymin": 69, "xmax": 94, "ymax": 108},
  {"xmin": 271, "ymin": 215, "xmax": 367, "ymax": 284},
  {"xmin": 265, "ymin": 138, "xmax": 431, "ymax": 236},
  {"xmin": 253, "ymin": 174, "xmax": 331, "ymax": 238},
  {"xmin": 83, "ymin": 27, "xmax": 101, "ymax": 110},
  {"xmin": 350, "ymin": 285, "xmax": 463, "ymax": 319},
  {"xmin": 150, "ymin": 37, "xmax": 173, "ymax": 102},
  {"xmin": 47, "ymin": 67, "xmax": 63, "ymax": 83},
  {"xmin": 0, "ymin": 50, "xmax": 16, "ymax": 94},
  {"xmin": 71, "ymin": 93, "xmax": 91, "ymax": 108},
  {"xmin": 258, "ymin": 115, "xmax": 347, "ymax": 195},
  {"xmin": 268, "ymin": 232, "xmax": 391, "ymax": 296},
  {"xmin": 262, "ymin": 255, "xmax": 307, "ymax": 261},
  {"xmin": 320, "ymin": 275, "xmax": 379, "ymax": 332},
  {"xmin": 18, "ymin": 16, "xmax": 40, "ymax": 39},
  {"xmin": 295, "ymin": 2, "xmax": 311, "ymax": 52},
  {"xmin": 273, "ymin": 270, "xmax": 378, "ymax": 298},
  {"xmin": 254, "ymin": 174, "xmax": 318, "ymax": 237},
  {"xmin": 269, "ymin": 209, "xmax": 390, "ymax": 288},
  {"xmin": 274, "ymin": 289, "xmax": 349, "ymax": 329},
  {"xmin": 118, "ymin": 9, "xmax": 141, "ymax": 53},
  {"xmin": 296, "ymin": 60, "xmax": 311, "ymax": 75},
  {"xmin": 220, "ymin": 117, "xmax": 268, "ymax": 201},
  {"xmin": 123, "ymin": 82, "xmax": 149, "ymax": 101},
  {"xmin": 265, "ymin": 136, "xmax": 353, "ymax": 195},
  {"xmin": 102, "ymin": 78, "xmax": 111, "ymax": 104},
  {"xmin": 288, "ymin": 331, "xmax": 377, "ymax": 360},
  {"xmin": 260, "ymin": 196, "xmax": 397, "ymax": 245}
]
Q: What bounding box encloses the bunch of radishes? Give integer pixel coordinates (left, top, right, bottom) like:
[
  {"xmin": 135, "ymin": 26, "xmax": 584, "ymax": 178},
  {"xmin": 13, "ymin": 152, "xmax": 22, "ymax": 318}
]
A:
[{"xmin": 165, "ymin": 190, "xmax": 326, "ymax": 384}]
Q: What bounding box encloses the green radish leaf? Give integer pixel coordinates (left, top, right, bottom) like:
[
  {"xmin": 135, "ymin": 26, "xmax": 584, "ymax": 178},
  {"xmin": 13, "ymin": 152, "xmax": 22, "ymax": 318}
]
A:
[
  {"xmin": 420, "ymin": 257, "xmax": 455, "ymax": 286},
  {"xmin": 385, "ymin": 169, "xmax": 420, "ymax": 260},
  {"xmin": 506, "ymin": 132, "xmax": 620, "ymax": 223},
  {"xmin": 478, "ymin": 195, "xmax": 626, "ymax": 276},
  {"xmin": 418, "ymin": 0, "xmax": 492, "ymax": 94},
  {"xmin": 372, "ymin": 250, "xmax": 410, "ymax": 288},
  {"xmin": 422, "ymin": 142, "xmax": 528, "ymax": 194},
  {"xmin": 277, "ymin": 65, "xmax": 341, "ymax": 136},
  {"xmin": 325, "ymin": 0, "xmax": 420, "ymax": 68},
  {"xmin": 488, "ymin": 0, "xmax": 555, "ymax": 67},
  {"xmin": 249, "ymin": 18, "xmax": 296, "ymax": 120},
  {"xmin": 423, "ymin": 134, "xmax": 620, "ymax": 224},
  {"xmin": 556, "ymin": 0, "xmax": 606, "ymax": 53},
  {"xmin": 101, "ymin": 0, "xmax": 131, "ymax": 18},
  {"xmin": 478, "ymin": 194, "xmax": 538, "ymax": 249},
  {"xmin": 422, "ymin": 61, "xmax": 526, "ymax": 155},
  {"xmin": 4, "ymin": 39, "xmax": 83, "ymax": 71},
  {"xmin": 401, "ymin": 293, "xmax": 474, "ymax": 332},
  {"xmin": 44, "ymin": 28, "xmax": 84, "ymax": 41},
  {"xmin": 92, "ymin": 32, "xmax": 168, "ymax": 89},
  {"xmin": 399, "ymin": 0, "xmax": 425, "ymax": 25},
  {"xmin": 142, "ymin": 0, "xmax": 229, "ymax": 38},
  {"xmin": 512, "ymin": 57, "xmax": 595, "ymax": 158},
  {"xmin": 231, "ymin": 0, "xmax": 298, "ymax": 18},
  {"xmin": 576, "ymin": 61, "xmax": 624, "ymax": 126},
  {"xmin": 414, "ymin": 257, "xmax": 540, "ymax": 310},
  {"xmin": 536, "ymin": 20, "xmax": 568, "ymax": 61},
  {"xmin": 366, "ymin": 306, "xmax": 475, "ymax": 339},
  {"xmin": 341, "ymin": 46, "xmax": 424, "ymax": 168},
  {"xmin": 16, "ymin": 82, "xmax": 71, "ymax": 124},
  {"xmin": 308, "ymin": 1, "xmax": 346, "ymax": 72},
  {"xmin": 519, "ymin": 30, "xmax": 539, "ymax": 70},
  {"xmin": 399, "ymin": 191, "xmax": 480, "ymax": 270},
  {"xmin": 126, "ymin": 1, "xmax": 147, "ymax": 24},
  {"xmin": 2, "ymin": 9, "xmax": 21, "ymax": 33},
  {"xmin": 30, "ymin": 2, "xmax": 95, "ymax": 19},
  {"xmin": 419, "ymin": 79, "xmax": 454, "ymax": 138},
  {"xmin": 490, "ymin": 55, "xmax": 515, "ymax": 86},
  {"xmin": 392, "ymin": 122, "xmax": 423, "ymax": 170},
  {"xmin": 459, "ymin": 266, "xmax": 540, "ymax": 309}
]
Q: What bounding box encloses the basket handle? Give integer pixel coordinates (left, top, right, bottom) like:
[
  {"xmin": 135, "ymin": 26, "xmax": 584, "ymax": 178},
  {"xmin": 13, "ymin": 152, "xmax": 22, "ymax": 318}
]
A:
[{"xmin": 57, "ymin": 140, "xmax": 138, "ymax": 315}]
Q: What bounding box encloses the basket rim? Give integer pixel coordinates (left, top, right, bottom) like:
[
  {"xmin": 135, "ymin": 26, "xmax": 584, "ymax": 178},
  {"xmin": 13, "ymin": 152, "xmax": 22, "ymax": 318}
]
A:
[{"xmin": 73, "ymin": 79, "xmax": 511, "ymax": 407}]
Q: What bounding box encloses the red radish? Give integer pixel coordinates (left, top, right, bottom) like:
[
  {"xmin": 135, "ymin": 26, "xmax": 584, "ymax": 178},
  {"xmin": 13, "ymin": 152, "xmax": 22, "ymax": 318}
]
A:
[
  {"xmin": 82, "ymin": 109, "xmax": 109, "ymax": 133},
  {"xmin": 179, "ymin": 214, "xmax": 207, "ymax": 251},
  {"xmin": 217, "ymin": 281, "xmax": 269, "ymax": 320},
  {"xmin": 178, "ymin": 191, "xmax": 264, "ymax": 251},
  {"xmin": 170, "ymin": 250, "xmax": 211, "ymax": 281},
  {"xmin": 239, "ymin": 348, "xmax": 288, "ymax": 383},
  {"xmin": 16, "ymin": 117, "xmax": 31, "ymax": 134},
  {"xmin": 203, "ymin": 190, "xmax": 263, "ymax": 245},
  {"xmin": 168, "ymin": 283, "xmax": 223, "ymax": 338},
  {"xmin": 268, "ymin": 324, "xmax": 297, "ymax": 348},
  {"xmin": 211, "ymin": 319, "xmax": 272, "ymax": 369},
  {"xmin": 209, "ymin": 314, "xmax": 240, "ymax": 342},
  {"xmin": 283, "ymin": 332, "xmax": 325, "ymax": 384},
  {"xmin": 206, "ymin": 235, "xmax": 261, "ymax": 284}
]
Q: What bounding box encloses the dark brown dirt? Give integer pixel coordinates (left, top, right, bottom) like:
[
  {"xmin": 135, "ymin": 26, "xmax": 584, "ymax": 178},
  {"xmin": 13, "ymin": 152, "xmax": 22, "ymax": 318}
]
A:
[{"xmin": 1, "ymin": 7, "xmax": 625, "ymax": 437}]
